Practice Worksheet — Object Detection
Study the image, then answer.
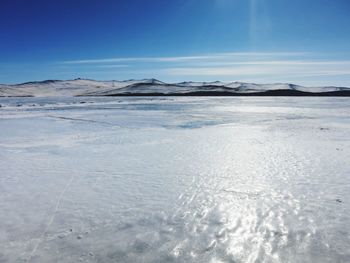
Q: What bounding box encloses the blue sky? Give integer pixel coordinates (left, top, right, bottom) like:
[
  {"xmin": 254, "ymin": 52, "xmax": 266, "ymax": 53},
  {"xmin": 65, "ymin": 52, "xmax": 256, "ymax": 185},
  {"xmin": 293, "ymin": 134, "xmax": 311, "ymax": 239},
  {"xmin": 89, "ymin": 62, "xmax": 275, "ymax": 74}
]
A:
[{"xmin": 1, "ymin": 0, "xmax": 350, "ymax": 86}]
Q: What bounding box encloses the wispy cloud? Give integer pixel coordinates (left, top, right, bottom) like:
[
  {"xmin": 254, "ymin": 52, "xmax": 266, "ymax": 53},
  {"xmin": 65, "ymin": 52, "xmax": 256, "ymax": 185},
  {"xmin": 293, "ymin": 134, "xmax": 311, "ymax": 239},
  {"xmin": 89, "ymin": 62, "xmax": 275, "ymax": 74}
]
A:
[
  {"xmin": 61, "ymin": 55, "xmax": 214, "ymax": 64},
  {"xmin": 163, "ymin": 67, "xmax": 350, "ymax": 76},
  {"xmin": 60, "ymin": 52, "xmax": 306, "ymax": 64},
  {"xmin": 95, "ymin": 64, "xmax": 130, "ymax": 68},
  {"xmin": 56, "ymin": 51, "xmax": 350, "ymax": 86},
  {"xmin": 163, "ymin": 62, "xmax": 350, "ymax": 77}
]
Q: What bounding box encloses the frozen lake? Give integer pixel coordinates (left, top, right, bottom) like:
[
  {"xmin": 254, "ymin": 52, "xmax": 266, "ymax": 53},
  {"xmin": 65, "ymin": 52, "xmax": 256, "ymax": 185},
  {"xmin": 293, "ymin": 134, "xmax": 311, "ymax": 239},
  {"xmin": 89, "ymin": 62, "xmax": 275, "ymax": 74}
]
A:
[{"xmin": 0, "ymin": 97, "xmax": 349, "ymax": 262}]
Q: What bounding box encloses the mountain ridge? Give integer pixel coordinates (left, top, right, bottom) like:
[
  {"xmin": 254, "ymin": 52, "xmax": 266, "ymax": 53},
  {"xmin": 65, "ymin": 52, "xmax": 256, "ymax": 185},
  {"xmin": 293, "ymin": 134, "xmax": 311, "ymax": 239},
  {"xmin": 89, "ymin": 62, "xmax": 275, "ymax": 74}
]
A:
[{"xmin": 1, "ymin": 79, "xmax": 350, "ymax": 97}]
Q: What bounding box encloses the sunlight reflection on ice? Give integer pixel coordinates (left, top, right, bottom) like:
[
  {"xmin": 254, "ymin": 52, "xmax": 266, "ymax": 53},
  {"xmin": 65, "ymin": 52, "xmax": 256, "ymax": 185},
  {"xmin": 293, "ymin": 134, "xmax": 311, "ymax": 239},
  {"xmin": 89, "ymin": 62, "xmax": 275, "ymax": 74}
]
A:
[{"xmin": 0, "ymin": 97, "xmax": 349, "ymax": 262}]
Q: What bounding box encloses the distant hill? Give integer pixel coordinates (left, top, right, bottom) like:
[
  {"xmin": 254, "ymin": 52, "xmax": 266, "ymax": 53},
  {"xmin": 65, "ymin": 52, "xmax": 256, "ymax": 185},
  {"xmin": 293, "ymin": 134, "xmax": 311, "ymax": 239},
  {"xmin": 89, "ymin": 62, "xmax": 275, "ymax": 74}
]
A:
[{"xmin": 1, "ymin": 79, "xmax": 349, "ymax": 97}]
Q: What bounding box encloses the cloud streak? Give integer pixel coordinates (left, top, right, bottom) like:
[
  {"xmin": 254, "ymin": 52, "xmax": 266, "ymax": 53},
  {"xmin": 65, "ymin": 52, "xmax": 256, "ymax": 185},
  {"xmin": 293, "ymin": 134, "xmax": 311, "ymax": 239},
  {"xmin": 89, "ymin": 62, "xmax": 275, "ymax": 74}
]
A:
[
  {"xmin": 163, "ymin": 66, "xmax": 350, "ymax": 77},
  {"xmin": 57, "ymin": 51, "xmax": 350, "ymax": 86},
  {"xmin": 61, "ymin": 52, "xmax": 306, "ymax": 64}
]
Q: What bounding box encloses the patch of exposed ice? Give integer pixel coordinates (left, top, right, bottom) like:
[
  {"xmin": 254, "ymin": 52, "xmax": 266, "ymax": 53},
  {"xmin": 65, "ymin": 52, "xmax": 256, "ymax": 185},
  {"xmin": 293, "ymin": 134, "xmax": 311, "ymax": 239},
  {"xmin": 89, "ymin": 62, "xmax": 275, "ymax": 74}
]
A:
[{"xmin": 0, "ymin": 97, "xmax": 349, "ymax": 262}]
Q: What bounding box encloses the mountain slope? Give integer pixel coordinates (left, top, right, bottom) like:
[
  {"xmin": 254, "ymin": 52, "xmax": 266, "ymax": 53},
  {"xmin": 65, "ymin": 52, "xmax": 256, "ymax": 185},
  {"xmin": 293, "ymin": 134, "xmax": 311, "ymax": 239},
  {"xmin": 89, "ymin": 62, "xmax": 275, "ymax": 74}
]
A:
[{"xmin": 0, "ymin": 79, "xmax": 349, "ymax": 97}]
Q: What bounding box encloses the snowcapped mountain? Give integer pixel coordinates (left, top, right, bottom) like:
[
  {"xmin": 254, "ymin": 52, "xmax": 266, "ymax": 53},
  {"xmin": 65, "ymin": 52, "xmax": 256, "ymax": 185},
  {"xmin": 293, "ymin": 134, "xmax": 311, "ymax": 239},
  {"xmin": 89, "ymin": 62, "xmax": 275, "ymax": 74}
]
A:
[{"xmin": 0, "ymin": 79, "xmax": 349, "ymax": 97}]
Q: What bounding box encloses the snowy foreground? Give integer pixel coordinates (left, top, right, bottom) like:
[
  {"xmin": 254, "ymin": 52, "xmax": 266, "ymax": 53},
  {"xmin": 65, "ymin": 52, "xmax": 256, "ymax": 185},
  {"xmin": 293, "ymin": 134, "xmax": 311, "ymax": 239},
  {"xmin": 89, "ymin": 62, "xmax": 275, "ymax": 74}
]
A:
[{"xmin": 0, "ymin": 97, "xmax": 349, "ymax": 262}]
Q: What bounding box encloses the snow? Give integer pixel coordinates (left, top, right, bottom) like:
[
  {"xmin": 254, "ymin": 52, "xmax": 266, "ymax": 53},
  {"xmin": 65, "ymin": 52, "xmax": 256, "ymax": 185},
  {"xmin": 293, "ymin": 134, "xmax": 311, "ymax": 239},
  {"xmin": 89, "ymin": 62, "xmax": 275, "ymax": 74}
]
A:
[
  {"xmin": 0, "ymin": 97, "xmax": 350, "ymax": 262},
  {"xmin": 0, "ymin": 79, "xmax": 161, "ymax": 97},
  {"xmin": 1, "ymin": 79, "xmax": 349, "ymax": 97}
]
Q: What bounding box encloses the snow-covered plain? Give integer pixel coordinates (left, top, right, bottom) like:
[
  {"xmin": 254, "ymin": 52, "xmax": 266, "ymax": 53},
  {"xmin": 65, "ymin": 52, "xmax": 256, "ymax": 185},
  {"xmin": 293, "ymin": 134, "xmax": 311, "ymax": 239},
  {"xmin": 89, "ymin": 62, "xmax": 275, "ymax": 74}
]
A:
[{"xmin": 0, "ymin": 97, "xmax": 349, "ymax": 262}]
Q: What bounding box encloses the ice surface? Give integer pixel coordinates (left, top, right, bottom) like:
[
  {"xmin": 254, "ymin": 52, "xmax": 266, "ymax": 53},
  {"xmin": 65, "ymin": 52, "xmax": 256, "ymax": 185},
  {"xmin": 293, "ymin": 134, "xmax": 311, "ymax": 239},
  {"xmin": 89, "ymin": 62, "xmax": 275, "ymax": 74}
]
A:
[{"xmin": 0, "ymin": 97, "xmax": 350, "ymax": 262}]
